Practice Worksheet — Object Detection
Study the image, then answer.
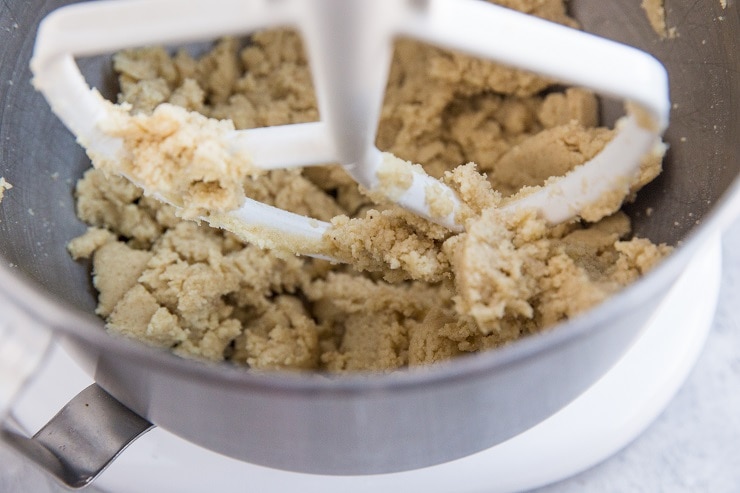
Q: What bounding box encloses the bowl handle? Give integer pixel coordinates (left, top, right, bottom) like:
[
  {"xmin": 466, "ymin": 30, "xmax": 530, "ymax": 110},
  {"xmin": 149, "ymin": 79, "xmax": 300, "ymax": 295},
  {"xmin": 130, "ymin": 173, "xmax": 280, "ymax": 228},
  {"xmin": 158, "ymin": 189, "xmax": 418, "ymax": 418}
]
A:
[
  {"xmin": 1, "ymin": 298, "xmax": 152, "ymax": 489},
  {"xmin": 1, "ymin": 384, "xmax": 153, "ymax": 489}
]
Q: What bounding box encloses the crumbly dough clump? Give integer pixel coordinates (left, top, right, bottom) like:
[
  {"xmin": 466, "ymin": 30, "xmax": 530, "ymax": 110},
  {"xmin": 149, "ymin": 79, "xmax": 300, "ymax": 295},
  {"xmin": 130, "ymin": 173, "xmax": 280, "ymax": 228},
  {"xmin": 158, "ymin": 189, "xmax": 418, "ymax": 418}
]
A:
[{"xmin": 69, "ymin": 1, "xmax": 672, "ymax": 372}]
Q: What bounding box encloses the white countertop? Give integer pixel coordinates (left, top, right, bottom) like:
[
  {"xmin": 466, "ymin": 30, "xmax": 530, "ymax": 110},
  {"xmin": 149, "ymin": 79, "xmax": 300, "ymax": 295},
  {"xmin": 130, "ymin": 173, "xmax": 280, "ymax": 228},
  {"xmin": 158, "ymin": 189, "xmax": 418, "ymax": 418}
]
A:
[{"xmin": 2, "ymin": 214, "xmax": 739, "ymax": 492}]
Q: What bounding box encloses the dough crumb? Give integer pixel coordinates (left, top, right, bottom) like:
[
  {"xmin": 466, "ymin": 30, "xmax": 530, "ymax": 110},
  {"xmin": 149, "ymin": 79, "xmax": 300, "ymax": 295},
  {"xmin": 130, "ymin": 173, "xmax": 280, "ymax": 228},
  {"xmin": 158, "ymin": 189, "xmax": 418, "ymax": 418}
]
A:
[
  {"xmin": 376, "ymin": 153, "xmax": 417, "ymax": 199},
  {"xmin": 93, "ymin": 241, "xmax": 153, "ymax": 317},
  {"xmin": 67, "ymin": 227, "xmax": 116, "ymax": 260},
  {"xmin": 0, "ymin": 177, "xmax": 12, "ymax": 203}
]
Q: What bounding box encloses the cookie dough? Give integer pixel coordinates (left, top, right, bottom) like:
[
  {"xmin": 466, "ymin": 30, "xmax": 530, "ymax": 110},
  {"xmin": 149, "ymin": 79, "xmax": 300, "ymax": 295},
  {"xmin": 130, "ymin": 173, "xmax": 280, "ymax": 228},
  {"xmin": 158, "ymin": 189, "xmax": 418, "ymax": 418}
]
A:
[{"xmin": 68, "ymin": 0, "xmax": 671, "ymax": 372}]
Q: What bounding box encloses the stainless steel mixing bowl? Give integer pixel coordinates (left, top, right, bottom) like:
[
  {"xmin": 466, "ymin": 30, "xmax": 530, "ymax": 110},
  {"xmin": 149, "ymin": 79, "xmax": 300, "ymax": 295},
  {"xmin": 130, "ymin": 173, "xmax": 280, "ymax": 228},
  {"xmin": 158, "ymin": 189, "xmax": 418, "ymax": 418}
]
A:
[{"xmin": 0, "ymin": 0, "xmax": 738, "ymax": 484}]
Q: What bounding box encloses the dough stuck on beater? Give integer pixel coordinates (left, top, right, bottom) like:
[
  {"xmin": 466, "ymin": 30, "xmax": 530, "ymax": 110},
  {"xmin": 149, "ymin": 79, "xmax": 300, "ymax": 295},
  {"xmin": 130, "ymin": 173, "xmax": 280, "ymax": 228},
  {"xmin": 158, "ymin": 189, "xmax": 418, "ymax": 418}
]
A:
[
  {"xmin": 68, "ymin": 1, "xmax": 672, "ymax": 372},
  {"xmin": 89, "ymin": 99, "xmax": 262, "ymax": 220}
]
